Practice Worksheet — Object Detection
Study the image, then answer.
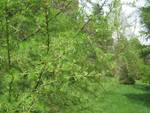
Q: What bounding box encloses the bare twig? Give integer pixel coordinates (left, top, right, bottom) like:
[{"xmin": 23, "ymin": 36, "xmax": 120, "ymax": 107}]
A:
[
  {"xmin": 74, "ymin": 0, "xmax": 108, "ymax": 37},
  {"xmin": 49, "ymin": 1, "xmax": 73, "ymax": 22}
]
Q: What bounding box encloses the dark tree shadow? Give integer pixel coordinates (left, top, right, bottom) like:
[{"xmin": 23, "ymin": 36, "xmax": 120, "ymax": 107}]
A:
[
  {"xmin": 125, "ymin": 93, "xmax": 150, "ymax": 107},
  {"xmin": 125, "ymin": 84, "xmax": 150, "ymax": 107},
  {"xmin": 132, "ymin": 84, "xmax": 150, "ymax": 92}
]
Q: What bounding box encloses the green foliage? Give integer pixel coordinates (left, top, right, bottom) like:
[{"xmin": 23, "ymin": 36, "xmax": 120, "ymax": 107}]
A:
[
  {"xmin": 139, "ymin": 63, "xmax": 150, "ymax": 83},
  {"xmin": 0, "ymin": 0, "xmax": 149, "ymax": 113},
  {"xmin": 115, "ymin": 37, "xmax": 143, "ymax": 84},
  {"xmin": 141, "ymin": 4, "xmax": 150, "ymax": 38}
]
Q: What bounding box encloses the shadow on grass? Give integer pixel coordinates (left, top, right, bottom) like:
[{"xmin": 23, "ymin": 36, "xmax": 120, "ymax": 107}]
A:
[
  {"xmin": 125, "ymin": 93, "xmax": 150, "ymax": 107},
  {"xmin": 133, "ymin": 84, "xmax": 150, "ymax": 92},
  {"xmin": 125, "ymin": 83, "xmax": 150, "ymax": 107}
]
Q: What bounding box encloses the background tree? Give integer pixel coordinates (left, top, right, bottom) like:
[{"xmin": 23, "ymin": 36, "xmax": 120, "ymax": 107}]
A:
[
  {"xmin": 141, "ymin": 0, "xmax": 150, "ymax": 38},
  {"xmin": 0, "ymin": 0, "xmax": 150, "ymax": 112}
]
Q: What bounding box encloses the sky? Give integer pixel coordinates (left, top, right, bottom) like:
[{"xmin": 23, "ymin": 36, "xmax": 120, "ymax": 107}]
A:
[
  {"xmin": 121, "ymin": 0, "xmax": 150, "ymax": 45},
  {"xmin": 79, "ymin": 0, "xmax": 150, "ymax": 45}
]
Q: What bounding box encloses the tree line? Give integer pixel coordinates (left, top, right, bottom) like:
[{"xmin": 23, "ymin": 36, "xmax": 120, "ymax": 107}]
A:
[{"xmin": 0, "ymin": 0, "xmax": 149, "ymax": 112}]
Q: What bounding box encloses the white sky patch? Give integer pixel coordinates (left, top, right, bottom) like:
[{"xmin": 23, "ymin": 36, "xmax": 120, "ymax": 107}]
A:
[
  {"xmin": 79, "ymin": 0, "xmax": 93, "ymax": 15},
  {"xmin": 121, "ymin": 0, "xmax": 150, "ymax": 45},
  {"xmin": 79, "ymin": 0, "xmax": 150, "ymax": 45}
]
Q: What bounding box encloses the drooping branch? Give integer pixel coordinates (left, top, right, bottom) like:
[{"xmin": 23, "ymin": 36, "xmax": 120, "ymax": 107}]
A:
[
  {"xmin": 75, "ymin": 0, "xmax": 108, "ymax": 37},
  {"xmin": 20, "ymin": 1, "xmax": 73, "ymax": 41},
  {"xmin": 48, "ymin": 0, "xmax": 73, "ymax": 22},
  {"xmin": 33, "ymin": 65, "xmax": 48, "ymax": 92}
]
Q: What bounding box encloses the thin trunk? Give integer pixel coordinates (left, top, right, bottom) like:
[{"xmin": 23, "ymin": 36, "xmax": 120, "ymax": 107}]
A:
[
  {"xmin": 44, "ymin": 3, "xmax": 50, "ymax": 53},
  {"xmin": 8, "ymin": 74, "xmax": 14, "ymax": 102},
  {"xmin": 5, "ymin": 3, "xmax": 11, "ymax": 69}
]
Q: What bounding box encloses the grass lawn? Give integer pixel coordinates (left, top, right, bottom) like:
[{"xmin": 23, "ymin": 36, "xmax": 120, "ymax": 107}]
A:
[{"xmin": 61, "ymin": 78, "xmax": 150, "ymax": 113}]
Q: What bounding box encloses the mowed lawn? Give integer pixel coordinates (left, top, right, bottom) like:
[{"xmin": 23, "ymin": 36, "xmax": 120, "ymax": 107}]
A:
[{"xmin": 61, "ymin": 78, "xmax": 150, "ymax": 113}]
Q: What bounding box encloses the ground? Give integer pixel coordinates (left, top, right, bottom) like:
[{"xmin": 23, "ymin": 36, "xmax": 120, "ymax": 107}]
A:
[{"xmin": 60, "ymin": 78, "xmax": 150, "ymax": 113}]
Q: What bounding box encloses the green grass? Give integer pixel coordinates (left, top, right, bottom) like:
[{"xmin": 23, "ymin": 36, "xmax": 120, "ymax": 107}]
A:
[{"xmin": 61, "ymin": 78, "xmax": 150, "ymax": 113}]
